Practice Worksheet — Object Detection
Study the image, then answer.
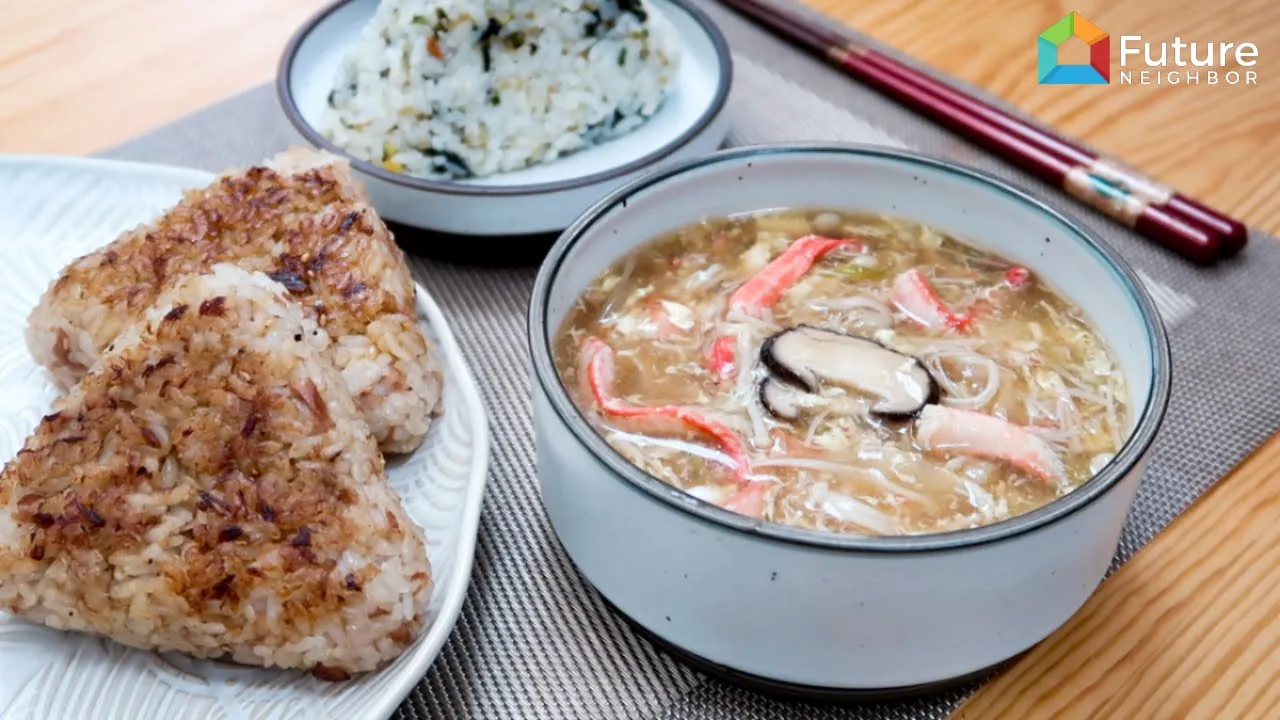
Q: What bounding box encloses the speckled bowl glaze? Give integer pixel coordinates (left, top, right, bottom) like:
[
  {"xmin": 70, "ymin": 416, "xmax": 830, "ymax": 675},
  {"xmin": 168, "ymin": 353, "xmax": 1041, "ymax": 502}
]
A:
[{"xmin": 527, "ymin": 144, "xmax": 1172, "ymax": 696}]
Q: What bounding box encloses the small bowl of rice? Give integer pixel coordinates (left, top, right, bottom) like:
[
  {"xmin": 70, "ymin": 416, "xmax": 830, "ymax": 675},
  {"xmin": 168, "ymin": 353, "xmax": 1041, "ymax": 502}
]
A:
[{"xmin": 277, "ymin": 0, "xmax": 733, "ymax": 238}]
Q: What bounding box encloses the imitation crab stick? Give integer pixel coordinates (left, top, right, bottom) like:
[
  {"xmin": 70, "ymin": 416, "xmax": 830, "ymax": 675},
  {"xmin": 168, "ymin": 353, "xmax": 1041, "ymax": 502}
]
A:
[
  {"xmin": 707, "ymin": 234, "xmax": 862, "ymax": 382},
  {"xmin": 1004, "ymin": 266, "xmax": 1031, "ymax": 288},
  {"xmin": 893, "ymin": 267, "xmax": 1034, "ymax": 333},
  {"xmin": 914, "ymin": 404, "xmax": 1067, "ymax": 486},
  {"xmin": 582, "ymin": 337, "xmax": 753, "ymax": 484},
  {"xmin": 728, "ymin": 234, "xmax": 864, "ymax": 317},
  {"xmin": 890, "ymin": 269, "xmax": 973, "ymax": 331},
  {"xmin": 705, "ymin": 335, "xmax": 737, "ymax": 383},
  {"xmin": 972, "ymin": 265, "xmax": 1033, "ymax": 317},
  {"xmin": 723, "ymin": 482, "xmax": 769, "ymax": 519}
]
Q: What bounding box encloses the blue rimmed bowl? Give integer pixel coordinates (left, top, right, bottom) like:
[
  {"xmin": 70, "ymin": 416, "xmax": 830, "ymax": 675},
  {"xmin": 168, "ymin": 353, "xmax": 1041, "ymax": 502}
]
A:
[
  {"xmin": 527, "ymin": 144, "xmax": 1171, "ymax": 697},
  {"xmin": 277, "ymin": 0, "xmax": 732, "ymax": 237}
]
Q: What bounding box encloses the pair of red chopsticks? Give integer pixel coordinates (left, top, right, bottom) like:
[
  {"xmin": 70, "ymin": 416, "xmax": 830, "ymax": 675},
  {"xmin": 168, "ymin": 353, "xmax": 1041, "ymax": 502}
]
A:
[{"xmin": 717, "ymin": 0, "xmax": 1248, "ymax": 265}]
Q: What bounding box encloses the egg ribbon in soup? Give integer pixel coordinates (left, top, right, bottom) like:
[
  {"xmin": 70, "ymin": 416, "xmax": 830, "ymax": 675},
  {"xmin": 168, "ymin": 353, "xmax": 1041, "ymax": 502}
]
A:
[{"xmin": 554, "ymin": 208, "xmax": 1129, "ymax": 536}]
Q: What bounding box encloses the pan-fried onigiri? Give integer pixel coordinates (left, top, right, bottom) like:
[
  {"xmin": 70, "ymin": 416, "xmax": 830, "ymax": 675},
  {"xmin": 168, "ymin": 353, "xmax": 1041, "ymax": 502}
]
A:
[
  {"xmin": 0, "ymin": 265, "xmax": 432, "ymax": 678},
  {"xmin": 25, "ymin": 147, "xmax": 440, "ymax": 455}
]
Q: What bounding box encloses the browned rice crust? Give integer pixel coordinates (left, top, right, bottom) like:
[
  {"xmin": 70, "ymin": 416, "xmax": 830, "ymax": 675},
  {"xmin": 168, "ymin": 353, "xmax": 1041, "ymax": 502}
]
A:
[
  {"xmin": 26, "ymin": 147, "xmax": 440, "ymax": 454},
  {"xmin": 1, "ymin": 266, "xmax": 432, "ymax": 678}
]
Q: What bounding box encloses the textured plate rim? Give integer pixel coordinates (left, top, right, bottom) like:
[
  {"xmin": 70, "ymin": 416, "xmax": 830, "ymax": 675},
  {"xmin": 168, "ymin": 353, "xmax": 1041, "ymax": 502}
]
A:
[
  {"xmin": 0, "ymin": 155, "xmax": 493, "ymax": 720},
  {"xmin": 275, "ymin": 0, "xmax": 735, "ymax": 197}
]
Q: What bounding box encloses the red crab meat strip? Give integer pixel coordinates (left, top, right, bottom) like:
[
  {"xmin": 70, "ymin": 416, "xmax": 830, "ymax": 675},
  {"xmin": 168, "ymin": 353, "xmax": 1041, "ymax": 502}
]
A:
[
  {"xmin": 728, "ymin": 234, "xmax": 864, "ymax": 317},
  {"xmin": 969, "ymin": 265, "xmax": 1035, "ymax": 320},
  {"xmin": 705, "ymin": 335, "xmax": 738, "ymax": 383},
  {"xmin": 891, "ymin": 269, "xmax": 973, "ymax": 331},
  {"xmin": 710, "ymin": 234, "xmax": 863, "ymax": 379},
  {"xmin": 582, "ymin": 337, "xmax": 752, "ymax": 484},
  {"xmin": 1004, "ymin": 266, "xmax": 1031, "ymax": 288},
  {"xmin": 914, "ymin": 404, "xmax": 1066, "ymax": 486},
  {"xmin": 723, "ymin": 482, "xmax": 769, "ymax": 519}
]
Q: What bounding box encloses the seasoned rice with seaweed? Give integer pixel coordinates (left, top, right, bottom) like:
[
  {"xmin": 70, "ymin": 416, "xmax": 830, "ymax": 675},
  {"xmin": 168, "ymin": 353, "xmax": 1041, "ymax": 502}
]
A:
[{"xmin": 320, "ymin": 0, "xmax": 682, "ymax": 180}]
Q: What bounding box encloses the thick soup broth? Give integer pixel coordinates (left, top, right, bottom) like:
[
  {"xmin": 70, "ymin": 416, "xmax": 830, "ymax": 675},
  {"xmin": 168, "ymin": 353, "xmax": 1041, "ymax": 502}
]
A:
[{"xmin": 554, "ymin": 208, "xmax": 1128, "ymax": 536}]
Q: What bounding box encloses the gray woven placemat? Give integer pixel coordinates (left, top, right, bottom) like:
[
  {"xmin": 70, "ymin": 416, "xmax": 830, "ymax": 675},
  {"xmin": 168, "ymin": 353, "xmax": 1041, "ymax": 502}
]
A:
[{"xmin": 96, "ymin": 2, "xmax": 1280, "ymax": 718}]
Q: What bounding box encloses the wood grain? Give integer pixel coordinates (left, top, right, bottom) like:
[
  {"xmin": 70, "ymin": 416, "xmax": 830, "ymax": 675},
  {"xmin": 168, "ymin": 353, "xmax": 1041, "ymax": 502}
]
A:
[
  {"xmin": 0, "ymin": 0, "xmax": 1276, "ymax": 233},
  {"xmin": 952, "ymin": 436, "xmax": 1280, "ymax": 720},
  {"xmin": 804, "ymin": 0, "xmax": 1280, "ymax": 233},
  {"xmin": 0, "ymin": 2, "xmax": 1277, "ymax": 715},
  {"xmin": 0, "ymin": 0, "xmax": 329, "ymax": 156}
]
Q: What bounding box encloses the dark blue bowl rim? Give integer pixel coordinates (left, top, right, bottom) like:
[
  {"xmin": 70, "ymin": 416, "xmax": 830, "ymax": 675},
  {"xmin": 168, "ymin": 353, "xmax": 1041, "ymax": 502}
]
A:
[{"xmin": 527, "ymin": 142, "xmax": 1173, "ymax": 554}]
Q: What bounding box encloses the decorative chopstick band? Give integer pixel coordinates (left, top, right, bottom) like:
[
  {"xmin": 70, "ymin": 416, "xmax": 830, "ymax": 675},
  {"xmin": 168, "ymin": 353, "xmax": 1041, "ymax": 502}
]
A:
[
  {"xmin": 1087, "ymin": 159, "xmax": 1175, "ymax": 207},
  {"xmin": 1063, "ymin": 167, "xmax": 1150, "ymax": 227}
]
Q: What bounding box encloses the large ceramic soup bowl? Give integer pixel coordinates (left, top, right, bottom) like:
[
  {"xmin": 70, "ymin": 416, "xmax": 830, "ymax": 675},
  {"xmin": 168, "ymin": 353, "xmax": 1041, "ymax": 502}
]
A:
[{"xmin": 527, "ymin": 144, "xmax": 1171, "ymax": 695}]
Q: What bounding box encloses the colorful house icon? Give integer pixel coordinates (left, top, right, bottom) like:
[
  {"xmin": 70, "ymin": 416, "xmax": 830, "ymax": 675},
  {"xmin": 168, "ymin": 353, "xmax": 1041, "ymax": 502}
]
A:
[{"xmin": 1038, "ymin": 12, "xmax": 1110, "ymax": 85}]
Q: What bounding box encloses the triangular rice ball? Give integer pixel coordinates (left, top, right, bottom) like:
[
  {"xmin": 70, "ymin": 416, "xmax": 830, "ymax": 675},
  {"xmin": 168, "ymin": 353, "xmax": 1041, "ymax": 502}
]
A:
[
  {"xmin": 25, "ymin": 147, "xmax": 441, "ymax": 455},
  {"xmin": 319, "ymin": 0, "xmax": 683, "ymax": 179},
  {"xmin": 1, "ymin": 264, "xmax": 431, "ymax": 679}
]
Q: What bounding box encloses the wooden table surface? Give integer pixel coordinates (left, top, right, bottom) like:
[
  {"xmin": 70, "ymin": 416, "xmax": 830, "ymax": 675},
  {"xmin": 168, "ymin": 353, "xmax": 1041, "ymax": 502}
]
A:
[{"xmin": 2, "ymin": 0, "xmax": 1277, "ymax": 716}]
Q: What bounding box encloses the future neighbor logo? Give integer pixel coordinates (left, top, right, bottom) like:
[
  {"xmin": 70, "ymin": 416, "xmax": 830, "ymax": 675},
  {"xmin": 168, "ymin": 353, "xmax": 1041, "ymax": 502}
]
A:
[
  {"xmin": 1037, "ymin": 11, "xmax": 1259, "ymax": 86},
  {"xmin": 1038, "ymin": 12, "xmax": 1110, "ymax": 85}
]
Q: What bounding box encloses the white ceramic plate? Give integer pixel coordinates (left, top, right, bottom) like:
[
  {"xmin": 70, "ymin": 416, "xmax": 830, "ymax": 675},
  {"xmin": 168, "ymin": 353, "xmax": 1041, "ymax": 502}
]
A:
[
  {"xmin": 278, "ymin": 0, "xmax": 733, "ymax": 236},
  {"xmin": 0, "ymin": 157, "xmax": 491, "ymax": 720}
]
